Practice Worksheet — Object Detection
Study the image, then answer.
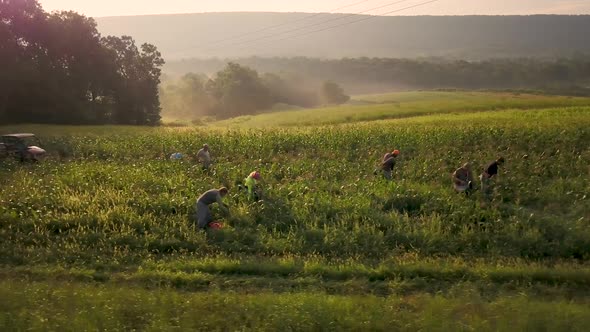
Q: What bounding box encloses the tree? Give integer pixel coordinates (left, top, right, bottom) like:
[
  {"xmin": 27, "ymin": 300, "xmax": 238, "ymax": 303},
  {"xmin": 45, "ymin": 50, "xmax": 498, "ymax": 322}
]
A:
[
  {"xmin": 101, "ymin": 36, "xmax": 165, "ymax": 125},
  {"xmin": 44, "ymin": 11, "xmax": 113, "ymax": 123},
  {"xmin": 0, "ymin": 1, "xmax": 165, "ymax": 125},
  {"xmin": 206, "ymin": 63, "xmax": 273, "ymax": 118},
  {"xmin": 0, "ymin": 0, "xmax": 47, "ymax": 123},
  {"xmin": 160, "ymin": 73, "xmax": 213, "ymax": 119},
  {"xmin": 321, "ymin": 81, "xmax": 350, "ymax": 105},
  {"xmin": 261, "ymin": 73, "xmax": 318, "ymax": 108}
]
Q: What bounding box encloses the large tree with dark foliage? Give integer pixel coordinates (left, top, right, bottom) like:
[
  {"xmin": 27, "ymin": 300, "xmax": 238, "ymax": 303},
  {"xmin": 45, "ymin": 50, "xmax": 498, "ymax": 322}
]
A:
[
  {"xmin": 102, "ymin": 36, "xmax": 164, "ymax": 125},
  {"xmin": 0, "ymin": 0, "xmax": 164, "ymax": 125}
]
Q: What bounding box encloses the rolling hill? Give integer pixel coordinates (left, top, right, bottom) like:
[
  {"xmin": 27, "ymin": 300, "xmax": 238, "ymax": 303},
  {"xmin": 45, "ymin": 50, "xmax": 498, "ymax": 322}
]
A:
[
  {"xmin": 95, "ymin": 13, "xmax": 590, "ymax": 60},
  {"xmin": 212, "ymin": 91, "xmax": 590, "ymax": 127}
]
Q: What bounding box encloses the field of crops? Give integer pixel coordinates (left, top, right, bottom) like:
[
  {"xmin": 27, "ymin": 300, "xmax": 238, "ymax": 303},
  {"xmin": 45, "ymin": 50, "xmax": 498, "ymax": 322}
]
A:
[
  {"xmin": 215, "ymin": 91, "xmax": 590, "ymax": 127},
  {"xmin": 1, "ymin": 92, "xmax": 590, "ymax": 330}
]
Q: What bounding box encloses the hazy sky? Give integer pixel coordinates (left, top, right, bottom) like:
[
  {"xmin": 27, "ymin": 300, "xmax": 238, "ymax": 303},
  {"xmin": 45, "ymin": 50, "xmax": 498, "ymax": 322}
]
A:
[{"xmin": 39, "ymin": 0, "xmax": 590, "ymax": 17}]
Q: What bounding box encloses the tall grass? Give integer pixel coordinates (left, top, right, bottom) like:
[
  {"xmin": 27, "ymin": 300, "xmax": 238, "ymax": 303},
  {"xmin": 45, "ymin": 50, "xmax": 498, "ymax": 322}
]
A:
[{"xmin": 1, "ymin": 280, "xmax": 589, "ymax": 331}]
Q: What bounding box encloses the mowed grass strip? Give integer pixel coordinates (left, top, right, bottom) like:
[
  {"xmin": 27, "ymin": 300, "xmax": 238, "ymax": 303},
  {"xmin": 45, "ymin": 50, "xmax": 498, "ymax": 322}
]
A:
[
  {"xmin": 3, "ymin": 257, "xmax": 590, "ymax": 289},
  {"xmin": 1, "ymin": 279, "xmax": 589, "ymax": 331}
]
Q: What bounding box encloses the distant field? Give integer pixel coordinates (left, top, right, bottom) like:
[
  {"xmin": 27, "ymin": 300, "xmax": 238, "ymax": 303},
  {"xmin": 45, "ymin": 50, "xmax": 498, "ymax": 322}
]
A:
[
  {"xmin": 214, "ymin": 91, "xmax": 590, "ymax": 127},
  {"xmin": 1, "ymin": 93, "xmax": 590, "ymax": 330}
]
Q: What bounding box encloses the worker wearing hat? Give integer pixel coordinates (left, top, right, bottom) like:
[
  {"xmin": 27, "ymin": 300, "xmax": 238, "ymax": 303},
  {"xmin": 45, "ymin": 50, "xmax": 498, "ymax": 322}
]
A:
[{"xmin": 381, "ymin": 149, "xmax": 400, "ymax": 180}]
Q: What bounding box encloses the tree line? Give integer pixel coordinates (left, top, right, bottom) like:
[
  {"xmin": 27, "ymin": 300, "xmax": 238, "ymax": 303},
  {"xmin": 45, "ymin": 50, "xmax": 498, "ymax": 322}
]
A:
[
  {"xmin": 165, "ymin": 56, "xmax": 590, "ymax": 95},
  {"xmin": 0, "ymin": 0, "xmax": 164, "ymax": 125},
  {"xmin": 161, "ymin": 63, "xmax": 350, "ymax": 120}
]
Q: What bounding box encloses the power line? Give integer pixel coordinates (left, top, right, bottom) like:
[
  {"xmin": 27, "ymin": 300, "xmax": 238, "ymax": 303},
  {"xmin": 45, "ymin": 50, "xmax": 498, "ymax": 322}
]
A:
[
  {"xmin": 186, "ymin": 0, "xmax": 374, "ymax": 51},
  {"xmin": 237, "ymin": 0, "xmax": 442, "ymax": 54},
  {"xmin": 201, "ymin": 0, "xmax": 416, "ymax": 53}
]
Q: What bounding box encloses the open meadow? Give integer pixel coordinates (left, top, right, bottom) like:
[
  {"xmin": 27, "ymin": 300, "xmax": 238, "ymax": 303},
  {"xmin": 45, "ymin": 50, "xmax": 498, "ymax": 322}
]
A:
[
  {"xmin": 215, "ymin": 91, "xmax": 590, "ymax": 127},
  {"xmin": 1, "ymin": 92, "xmax": 590, "ymax": 330}
]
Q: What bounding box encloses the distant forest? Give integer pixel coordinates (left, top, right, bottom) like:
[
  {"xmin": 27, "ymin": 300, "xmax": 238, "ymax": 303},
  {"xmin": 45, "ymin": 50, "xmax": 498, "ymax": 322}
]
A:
[
  {"xmin": 165, "ymin": 57, "xmax": 590, "ymax": 95},
  {"xmin": 97, "ymin": 13, "xmax": 590, "ymax": 60}
]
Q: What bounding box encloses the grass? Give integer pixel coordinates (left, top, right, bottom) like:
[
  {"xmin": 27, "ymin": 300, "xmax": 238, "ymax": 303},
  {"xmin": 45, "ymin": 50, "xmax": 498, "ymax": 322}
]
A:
[
  {"xmin": 1, "ymin": 91, "xmax": 590, "ymax": 329},
  {"xmin": 3, "ymin": 256, "xmax": 590, "ymax": 297},
  {"xmin": 1, "ymin": 280, "xmax": 590, "ymax": 331},
  {"xmin": 213, "ymin": 91, "xmax": 590, "ymax": 127}
]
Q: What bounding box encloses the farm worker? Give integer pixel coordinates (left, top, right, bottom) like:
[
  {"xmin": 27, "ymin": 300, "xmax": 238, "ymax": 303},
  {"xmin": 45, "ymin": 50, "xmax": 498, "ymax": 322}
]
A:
[
  {"xmin": 244, "ymin": 171, "xmax": 261, "ymax": 201},
  {"xmin": 195, "ymin": 187, "xmax": 229, "ymax": 229},
  {"xmin": 452, "ymin": 162, "xmax": 474, "ymax": 194},
  {"xmin": 196, "ymin": 144, "xmax": 211, "ymax": 169},
  {"xmin": 480, "ymin": 157, "xmax": 505, "ymax": 197},
  {"xmin": 170, "ymin": 152, "xmax": 183, "ymax": 160},
  {"xmin": 381, "ymin": 149, "xmax": 400, "ymax": 180}
]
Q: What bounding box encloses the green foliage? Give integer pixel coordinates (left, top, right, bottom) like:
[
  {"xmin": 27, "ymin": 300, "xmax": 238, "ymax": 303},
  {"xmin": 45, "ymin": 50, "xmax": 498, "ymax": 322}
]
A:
[
  {"xmin": 161, "ymin": 65, "xmax": 337, "ymax": 120},
  {"xmin": 0, "ymin": 0, "xmax": 164, "ymax": 125},
  {"xmin": 160, "ymin": 73, "xmax": 213, "ymax": 120},
  {"xmin": 1, "ymin": 93, "xmax": 589, "ymax": 329},
  {"xmin": 1, "ymin": 280, "xmax": 590, "ymax": 331},
  {"xmin": 206, "ymin": 62, "xmax": 274, "ymax": 119},
  {"xmin": 1, "ymin": 102, "xmax": 589, "ymax": 264}
]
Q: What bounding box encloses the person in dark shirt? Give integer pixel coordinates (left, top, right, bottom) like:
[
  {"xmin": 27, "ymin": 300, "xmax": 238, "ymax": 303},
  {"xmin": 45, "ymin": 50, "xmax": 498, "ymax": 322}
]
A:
[
  {"xmin": 480, "ymin": 157, "xmax": 505, "ymax": 197},
  {"xmin": 381, "ymin": 149, "xmax": 400, "ymax": 180},
  {"xmin": 483, "ymin": 157, "xmax": 505, "ymax": 178},
  {"xmin": 195, "ymin": 187, "xmax": 229, "ymax": 229}
]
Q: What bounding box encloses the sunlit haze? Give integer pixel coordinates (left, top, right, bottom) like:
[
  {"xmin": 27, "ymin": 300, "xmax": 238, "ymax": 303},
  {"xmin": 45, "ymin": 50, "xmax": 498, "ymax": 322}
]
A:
[{"xmin": 39, "ymin": 0, "xmax": 590, "ymax": 17}]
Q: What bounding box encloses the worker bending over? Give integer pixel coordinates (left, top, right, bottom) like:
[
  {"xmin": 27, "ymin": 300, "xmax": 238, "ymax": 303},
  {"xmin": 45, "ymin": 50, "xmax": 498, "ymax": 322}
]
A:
[{"xmin": 195, "ymin": 187, "xmax": 229, "ymax": 229}]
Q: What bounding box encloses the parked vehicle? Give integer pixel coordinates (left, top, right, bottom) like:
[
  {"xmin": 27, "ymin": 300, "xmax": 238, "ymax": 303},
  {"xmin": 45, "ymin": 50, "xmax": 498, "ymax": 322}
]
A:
[{"xmin": 0, "ymin": 133, "xmax": 47, "ymax": 162}]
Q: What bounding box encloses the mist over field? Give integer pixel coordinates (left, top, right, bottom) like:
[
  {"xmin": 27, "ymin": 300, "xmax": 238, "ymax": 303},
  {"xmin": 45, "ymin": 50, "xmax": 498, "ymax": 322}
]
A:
[
  {"xmin": 96, "ymin": 14, "xmax": 590, "ymax": 60},
  {"xmin": 94, "ymin": 13, "xmax": 590, "ymax": 122}
]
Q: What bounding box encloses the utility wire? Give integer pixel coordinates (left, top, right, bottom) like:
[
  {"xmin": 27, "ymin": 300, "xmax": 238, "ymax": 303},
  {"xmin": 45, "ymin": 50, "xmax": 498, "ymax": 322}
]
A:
[
  {"xmin": 240, "ymin": 0, "xmax": 442, "ymax": 53},
  {"xmin": 188, "ymin": 0, "xmax": 374, "ymax": 50},
  {"xmin": 201, "ymin": 0, "xmax": 416, "ymax": 53}
]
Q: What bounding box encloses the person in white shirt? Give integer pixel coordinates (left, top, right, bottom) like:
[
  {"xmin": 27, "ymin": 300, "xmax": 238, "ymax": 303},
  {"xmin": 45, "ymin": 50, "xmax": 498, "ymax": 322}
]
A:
[{"xmin": 196, "ymin": 144, "xmax": 211, "ymax": 169}]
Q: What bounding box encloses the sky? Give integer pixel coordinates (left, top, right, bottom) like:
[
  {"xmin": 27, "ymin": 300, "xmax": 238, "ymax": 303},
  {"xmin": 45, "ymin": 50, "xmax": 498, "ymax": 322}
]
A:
[{"xmin": 38, "ymin": 0, "xmax": 590, "ymax": 17}]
